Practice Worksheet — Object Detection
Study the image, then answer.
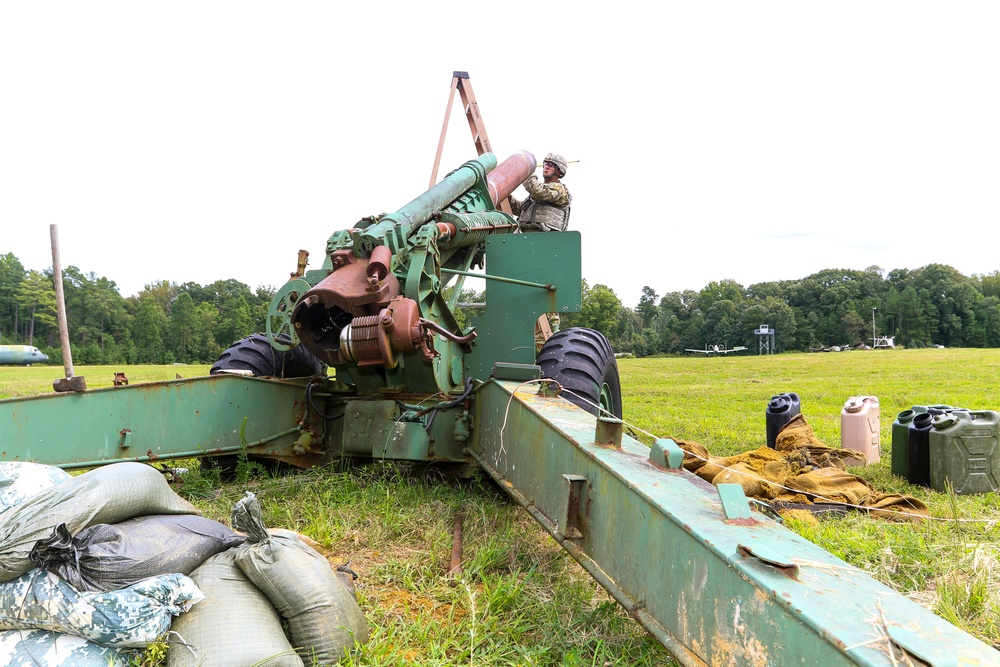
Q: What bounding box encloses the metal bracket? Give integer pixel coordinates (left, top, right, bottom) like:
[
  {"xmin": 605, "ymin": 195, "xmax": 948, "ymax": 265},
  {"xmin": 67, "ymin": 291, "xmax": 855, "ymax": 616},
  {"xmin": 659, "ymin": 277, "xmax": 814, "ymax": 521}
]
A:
[
  {"xmin": 717, "ymin": 483, "xmax": 752, "ymax": 519},
  {"xmin": 492, "ymin": 362, "xmax": 541, "ymax": 382},
  {"xmin": 748, "ymin": 499, "xmax": 784, "ymax": 523},
  {"xmin": 536, "ymin": 380, "xmax": 561, "ymax": 398},
  {"xmin": 738, "ymin": 543, "xmax": 800, "ymax": 578},
  {"xmin": 649, "ymin": 438, "xmax": 684, "ymax": 469},
  {"xmin": 561, "ymin": 474, "xmax": 589, "ymax": 539},
  {"xmin": 595, "ymin": 416, "xmax": 623, "ymax": 448}
]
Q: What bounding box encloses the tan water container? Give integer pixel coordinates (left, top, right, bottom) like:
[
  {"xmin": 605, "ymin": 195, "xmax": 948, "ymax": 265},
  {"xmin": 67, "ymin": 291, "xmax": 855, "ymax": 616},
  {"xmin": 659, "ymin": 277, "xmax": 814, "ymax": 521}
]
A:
[{"xmin": 841, "ymin": 396, "xmax": 881, "ymax": 464}]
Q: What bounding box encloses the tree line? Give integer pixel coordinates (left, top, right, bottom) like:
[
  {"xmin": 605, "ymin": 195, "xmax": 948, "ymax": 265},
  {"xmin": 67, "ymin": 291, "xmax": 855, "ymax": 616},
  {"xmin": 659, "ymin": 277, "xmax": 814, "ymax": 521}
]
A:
[
  {"xmin": 560, "ymin": 264, "xmax": 1000, "ymax": 356},
  {"xmin": 0, "ymin": 253, "xmax": 269, "ymax": 365},
  {"xmin": 3, "ymin": 251, "xmax": 1000, "ymax": 364}
]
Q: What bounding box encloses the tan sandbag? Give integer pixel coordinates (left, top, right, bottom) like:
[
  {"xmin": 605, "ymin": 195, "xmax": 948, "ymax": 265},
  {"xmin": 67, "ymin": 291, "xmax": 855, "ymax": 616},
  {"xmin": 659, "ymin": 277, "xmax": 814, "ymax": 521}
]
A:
[
  {"xmin": 674, "ymin": 415, "xmax": 930, "ymax": 520},
  {"xmin": 231, "ymin": 493, "xmax": 369, "ymax": 665},
  {"xmin": 775, "ymin": 413, "xmax": 866, "ymax": 467}
]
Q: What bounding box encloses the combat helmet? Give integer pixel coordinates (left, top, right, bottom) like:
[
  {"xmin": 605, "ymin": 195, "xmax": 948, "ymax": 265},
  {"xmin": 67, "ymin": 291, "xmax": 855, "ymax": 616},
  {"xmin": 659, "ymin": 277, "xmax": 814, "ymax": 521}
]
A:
[{"xmin": 543, "ymin": 153, "xmax": 568, "ymax": 176}]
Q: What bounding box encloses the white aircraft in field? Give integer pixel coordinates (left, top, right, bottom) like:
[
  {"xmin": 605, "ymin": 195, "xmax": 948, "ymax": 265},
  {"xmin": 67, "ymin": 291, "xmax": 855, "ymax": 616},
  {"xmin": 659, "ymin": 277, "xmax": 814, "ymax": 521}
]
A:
[
  {"xmin": 684, "ymin": 344, "xmax": 748, "ymax": 356},
  {"xmin": 0, "ymin": 345, "xmax": 49, "ymax": 366}
]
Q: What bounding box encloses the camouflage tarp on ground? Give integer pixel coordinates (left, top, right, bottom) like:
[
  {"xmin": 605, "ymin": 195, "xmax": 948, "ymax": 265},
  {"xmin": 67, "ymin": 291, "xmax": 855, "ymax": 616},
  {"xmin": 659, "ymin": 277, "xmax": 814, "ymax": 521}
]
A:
[
  {"xmin": 0, "ymin": 570, "xmax": 202, "ymax": 648},
  {"xmin": 0, "ymin": 463, "xmax": 71, "ymax": 515},
  {"xmin": 0, "ymin": 628, "xmax": 137, "ymax": 666},
  {"xmin": 675, "ymin": 413, "xmax": 929, "ymax": 521}
]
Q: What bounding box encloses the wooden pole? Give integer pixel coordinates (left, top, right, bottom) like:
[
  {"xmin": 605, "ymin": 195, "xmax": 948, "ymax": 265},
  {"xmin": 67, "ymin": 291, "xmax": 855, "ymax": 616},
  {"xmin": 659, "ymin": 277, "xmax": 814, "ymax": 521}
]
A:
[{"xmin": 50, "ymin": 225, "xmax": 86, "ymax": 392}]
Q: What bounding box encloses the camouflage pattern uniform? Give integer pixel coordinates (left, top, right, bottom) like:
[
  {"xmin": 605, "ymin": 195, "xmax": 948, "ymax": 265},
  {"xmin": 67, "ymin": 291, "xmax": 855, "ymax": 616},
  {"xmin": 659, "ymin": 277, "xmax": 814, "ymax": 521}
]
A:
[
  {"xmin": 511, "ymin": 174, "xmax": 572, "ymax": 232},
  {"xmin": 511, "ymin": 160, "xmax": 571, "ymax": 347}
]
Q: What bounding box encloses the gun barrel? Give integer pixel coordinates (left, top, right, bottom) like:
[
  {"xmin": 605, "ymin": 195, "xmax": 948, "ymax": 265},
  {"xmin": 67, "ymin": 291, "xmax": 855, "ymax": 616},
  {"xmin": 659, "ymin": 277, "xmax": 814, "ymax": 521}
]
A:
[
  {"xmin": 486, "ymin": 151, "xmax": 536, "ymax": 206},
  {"xmin": 358, "ymin": 153, "xmax": 498, "ymax": 257}
]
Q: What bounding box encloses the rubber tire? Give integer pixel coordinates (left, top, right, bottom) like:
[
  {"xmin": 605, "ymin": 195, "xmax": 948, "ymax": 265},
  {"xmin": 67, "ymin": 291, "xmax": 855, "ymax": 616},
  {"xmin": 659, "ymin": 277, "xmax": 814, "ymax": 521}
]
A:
[
  {"xmin": 210, "ymin": 333, "xmax": 324, "ymax": 378},
  {"xmin": 536, "ymin": 327, "xmax": 623, "ymax": 419},
  {"xmin": 205, "ymin": 333, "xmax": 324, "ymax": 478}
]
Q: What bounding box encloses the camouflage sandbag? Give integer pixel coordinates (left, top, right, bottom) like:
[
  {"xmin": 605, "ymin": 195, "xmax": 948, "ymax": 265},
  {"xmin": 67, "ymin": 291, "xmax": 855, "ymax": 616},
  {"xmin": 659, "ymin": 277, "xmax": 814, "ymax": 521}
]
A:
[
  {"xmin": 231, "ymin": 492, "xmax": 368, "ymax": 664},
  {"xmin": 0, "ymin": 569, "xmax": 202, "ymax": 648},
  {"xmin": 0, "ymin": 462, "xmax": 71, "ymax": 514},
  {"xmin": 30, "ymin": 514, "xmax": 245, "ymax": 591},
  {"xmin": 0, "ymin": 462, "xmax": 198, "ymax": 583},
  {"xmin": 0, "ymin": 629, "xmax": 138, "ymax": 666},
  {"xmin": 167, "ymin": 549, "xmax": 302, "ymax": 667}
]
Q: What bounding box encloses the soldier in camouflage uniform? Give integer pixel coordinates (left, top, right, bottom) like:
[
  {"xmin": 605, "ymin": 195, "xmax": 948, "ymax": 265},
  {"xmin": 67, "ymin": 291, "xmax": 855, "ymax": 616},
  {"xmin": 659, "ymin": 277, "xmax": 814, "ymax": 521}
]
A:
[
  {"xmin": 510, "ymin": 153, "xmax": 571, "ymax": 349},
  {"xmin": 510, "ymin": 153, "xmax": 572, "ymax": 232}
]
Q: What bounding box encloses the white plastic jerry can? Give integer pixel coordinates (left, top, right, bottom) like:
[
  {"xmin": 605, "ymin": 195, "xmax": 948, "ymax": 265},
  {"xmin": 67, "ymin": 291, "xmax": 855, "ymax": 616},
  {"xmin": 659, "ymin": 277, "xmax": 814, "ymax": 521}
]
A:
[{"xmin": 841, "ymin": 396, "xmax": 881, "ymax": 464}]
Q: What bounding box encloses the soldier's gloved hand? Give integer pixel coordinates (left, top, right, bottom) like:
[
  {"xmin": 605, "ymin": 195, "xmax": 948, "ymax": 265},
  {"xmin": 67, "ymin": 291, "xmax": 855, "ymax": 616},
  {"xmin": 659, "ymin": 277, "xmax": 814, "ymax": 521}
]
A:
[{"xmin": 524, "ymin": 174, "xmax": 539, "ymax": 187}]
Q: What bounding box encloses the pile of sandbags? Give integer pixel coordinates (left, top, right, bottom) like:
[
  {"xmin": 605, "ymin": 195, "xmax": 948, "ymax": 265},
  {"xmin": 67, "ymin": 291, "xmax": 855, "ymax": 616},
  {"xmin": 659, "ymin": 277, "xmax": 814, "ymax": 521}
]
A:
[
  {"xmin": 0, "ymin": 462, "xmax": 368, "ymax": 666},
  {"xmin": 169, "ymin": 492, "xmax": 369, "ymax": 667}
]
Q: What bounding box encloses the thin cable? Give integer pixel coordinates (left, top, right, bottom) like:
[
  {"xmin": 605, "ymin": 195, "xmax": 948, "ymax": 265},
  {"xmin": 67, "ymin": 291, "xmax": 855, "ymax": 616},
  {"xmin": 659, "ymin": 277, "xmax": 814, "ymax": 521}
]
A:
[
  {"xmin": 415, "ymin": 378, "xmax": 475, "ymax": 417},
  {"xmin": 497, "ymin": 379, "xmax": 557, "ymax": 468},
  {"xmin": 306, "ymin": 377, "xmax": 344, "ymax": 420}
]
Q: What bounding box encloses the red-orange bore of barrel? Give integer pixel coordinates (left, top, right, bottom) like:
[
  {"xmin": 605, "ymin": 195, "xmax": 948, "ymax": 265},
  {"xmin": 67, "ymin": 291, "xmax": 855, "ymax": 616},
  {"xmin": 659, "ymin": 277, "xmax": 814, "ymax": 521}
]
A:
[{"xmin": 486, "ymin": 150, "xmax": 536, "ymax": 206}]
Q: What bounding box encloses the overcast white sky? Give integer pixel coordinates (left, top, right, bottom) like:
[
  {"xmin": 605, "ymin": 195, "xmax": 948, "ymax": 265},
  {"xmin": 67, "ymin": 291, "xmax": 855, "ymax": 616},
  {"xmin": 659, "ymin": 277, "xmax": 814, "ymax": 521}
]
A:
[{"xmin": 3, "ymin": 3, "xmax": 998, "ymax": 307}]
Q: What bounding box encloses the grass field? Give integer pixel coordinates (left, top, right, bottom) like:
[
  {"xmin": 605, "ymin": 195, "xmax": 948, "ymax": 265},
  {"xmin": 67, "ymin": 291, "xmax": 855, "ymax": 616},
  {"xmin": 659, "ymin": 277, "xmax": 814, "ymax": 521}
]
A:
[{"xmin": 1, "ymin": 349, "xmax": 999, "ymax": 663}]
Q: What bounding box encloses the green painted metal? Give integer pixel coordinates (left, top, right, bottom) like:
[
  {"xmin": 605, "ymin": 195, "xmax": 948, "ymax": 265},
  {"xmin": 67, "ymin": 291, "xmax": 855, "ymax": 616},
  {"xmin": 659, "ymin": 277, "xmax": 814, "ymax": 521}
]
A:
[
  {"xmin": 0, "ymin": 375, "xmax": 325, "ymax": 469},
  {"xmin": 356, "ymin": 154, "xmax": 497, "ymax": 257},
  {"xmin": 469, "ymin": 378, "xmax": 1000, "ymax": 666},
  {"xmin": 340, "ymin": 400, "xmax": 430, "ymax": 460},
  {"xmin": 266, "ymin": 277, "xmax": 311, "ymax": 350},
  {"xmin": 716, "ymin": 483, "xmax": 753, "ymax": 519},
  {"xmin": 466, "ymin": 232, "xmax": 582, "ymax": 379},
  {"xmin": 650, "ymin": 437, "xmax": 685, "ymax": 470}
]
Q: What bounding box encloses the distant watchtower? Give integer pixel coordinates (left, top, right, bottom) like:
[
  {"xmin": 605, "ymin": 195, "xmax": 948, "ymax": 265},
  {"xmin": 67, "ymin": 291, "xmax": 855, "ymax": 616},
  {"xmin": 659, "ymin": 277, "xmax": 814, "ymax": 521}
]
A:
[{"xmin": 755, "ymin": 324, "xmax": 775, "ymax": 355}]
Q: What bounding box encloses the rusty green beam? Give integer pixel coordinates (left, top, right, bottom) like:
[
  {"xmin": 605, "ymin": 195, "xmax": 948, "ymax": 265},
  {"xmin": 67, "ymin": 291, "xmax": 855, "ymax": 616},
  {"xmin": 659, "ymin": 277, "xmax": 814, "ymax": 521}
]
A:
[
  {"xmin": 470, "ymin": 378, "xmax": 1000, "ymax": 666},
  {"xmin": 0, "ymin": 375, "xmax": 322, "ymax": 469}
]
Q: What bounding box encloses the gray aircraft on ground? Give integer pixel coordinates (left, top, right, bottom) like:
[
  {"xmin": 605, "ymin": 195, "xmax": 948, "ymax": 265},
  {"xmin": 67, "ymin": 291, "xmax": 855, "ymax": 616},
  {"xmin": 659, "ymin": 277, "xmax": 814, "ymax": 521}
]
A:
[{"xmin": 0, "ymin": 345, "xmax": 49, "ymax": 365}]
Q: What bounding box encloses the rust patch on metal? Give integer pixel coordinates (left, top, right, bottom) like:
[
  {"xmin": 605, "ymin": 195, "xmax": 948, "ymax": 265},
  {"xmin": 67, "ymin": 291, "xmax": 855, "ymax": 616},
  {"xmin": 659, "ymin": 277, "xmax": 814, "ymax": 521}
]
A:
[
  {"xmin": 724, "ymin": 517, "xmax": 762, "ymax": 527},
  {"xmin": 710, "ymin": 628, "xmax": 771, "ymax": 667}
]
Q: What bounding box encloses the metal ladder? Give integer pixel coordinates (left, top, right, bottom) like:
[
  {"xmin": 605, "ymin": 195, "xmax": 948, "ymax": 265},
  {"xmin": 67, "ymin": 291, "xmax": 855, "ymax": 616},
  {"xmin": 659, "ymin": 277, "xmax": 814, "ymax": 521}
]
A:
[{"xmin": 429, "ymin": 71, "xmax": 513, "ymax": 215}]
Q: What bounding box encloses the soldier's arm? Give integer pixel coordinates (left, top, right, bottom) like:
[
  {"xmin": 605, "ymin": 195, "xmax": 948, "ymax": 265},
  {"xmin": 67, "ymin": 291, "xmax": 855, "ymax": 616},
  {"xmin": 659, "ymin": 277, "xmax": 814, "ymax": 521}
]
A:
[
  {"xmin": 508, "ymin": 196, "xmax": 523, "ymax": 216},
  {"xmin": 522, "ymin": 176, "xmax": 570, "ymax": 207}
]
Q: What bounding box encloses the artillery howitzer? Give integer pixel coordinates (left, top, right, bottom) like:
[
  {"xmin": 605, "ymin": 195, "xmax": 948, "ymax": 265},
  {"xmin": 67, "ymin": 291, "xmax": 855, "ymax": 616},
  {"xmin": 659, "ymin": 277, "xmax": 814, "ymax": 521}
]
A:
[{"xmin": 1, "ymin": 152, "xmax": 998, "ymax": 665}]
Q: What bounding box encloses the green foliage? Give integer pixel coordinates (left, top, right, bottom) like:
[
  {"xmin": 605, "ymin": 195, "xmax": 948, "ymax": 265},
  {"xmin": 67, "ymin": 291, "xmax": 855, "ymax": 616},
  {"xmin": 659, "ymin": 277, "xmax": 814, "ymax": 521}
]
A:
[
  {"xmin": 0, "ymin": 253, "xmax": 271, "ymax": 364},
  {"xmin": 443, "ymin": 286, "xmax": 485, "ymax": 331},
  {"xmin": 0, "ymin": 252, "xmax": 25, "ymax": 343},
  {"xmin": 578, "ymin": 283, "xmax": 622, "ymax": 339},
  {"xmin": 131, "ymin": 297, "xmax": 168, "ymax": 364},
  {"xmin": 3, "ymin": 249, "xmax": 1000, "ymax": 362},
  {"xmin": 131, "ymin": 638, "xmax": 169, "ymax": 667},
  {"xmin": 16, "ymin": 270, "xmax": 57, "ymax": 346},
  {"xmin": 605, "ymin": 264, "xmax": 1000, "ymax": 357},
  {"xmin": 216, "ymin": 295, "xmax": 255, "ymax": 349}
]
